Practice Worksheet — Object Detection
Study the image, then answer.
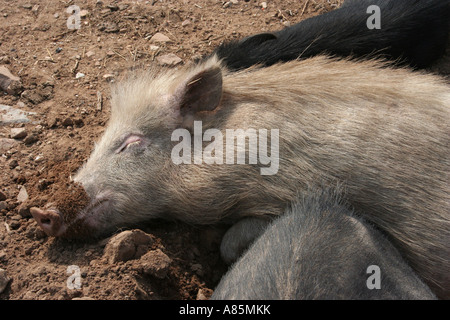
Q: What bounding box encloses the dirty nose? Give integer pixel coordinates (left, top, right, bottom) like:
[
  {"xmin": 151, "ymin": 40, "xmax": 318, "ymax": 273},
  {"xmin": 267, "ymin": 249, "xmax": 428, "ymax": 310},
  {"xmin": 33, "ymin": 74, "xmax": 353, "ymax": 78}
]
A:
[{"xmin": 30, "ymin": 207, "xmax": 65, "ymax": 237}]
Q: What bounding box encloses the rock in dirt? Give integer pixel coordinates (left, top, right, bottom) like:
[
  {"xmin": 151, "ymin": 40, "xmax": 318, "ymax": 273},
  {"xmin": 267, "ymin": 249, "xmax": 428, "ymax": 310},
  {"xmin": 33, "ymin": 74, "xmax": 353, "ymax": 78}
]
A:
[
  {"xmin": 0, "ymin": 65, "xmax": 22, "ymax": 95},
  {"xmin": 79, "ymin": 9, "xmax": 89, "ymax": 18},
  {"xmin": 181, "ymin": 19, "xmax": 191, "ymax": 27},
  {"xmin": 23, "ymin": 133, "xmax": 39, "ymax": 145},
  {"xmin": 103, "ymin": 229, "xmax": 154, "ymax": 263},
  {"xmin": 10, "ymin": 127, "xmax": 27, "ymax": 139},
  {"xmin": 150, "ymin": 32, "xmax": 172, "ymax": 43},
  {"xmin": 139, "ymin": 249, "xmax": 172, "ymax": 279},
  {"xmin": 0, "ymin": 268, "xmax": 11, "ymax": 293},
  {"xmin": 0, "ymin": 190, "xmax": 6, "ymax": 201},
  {"xmin": 62, "ymin": 117, "xmax": 74, "ymax": 127},
  {"xmin": 17, "ymin": 186, "xmax": 29, "ymax": 203},
  {"xmin": 0, "ymin": 104, "xmax": 36, "ymax": 125},
  {"xmin": 156, "ymin": 53, "xmax": 182, "ymax": 66}
]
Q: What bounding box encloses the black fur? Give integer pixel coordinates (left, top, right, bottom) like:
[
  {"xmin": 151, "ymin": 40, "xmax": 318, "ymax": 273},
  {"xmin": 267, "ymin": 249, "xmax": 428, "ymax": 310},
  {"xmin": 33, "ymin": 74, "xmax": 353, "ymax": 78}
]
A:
[{"xmin": 211, "ymin": 0, "xmax": 449, "ymax": 70}]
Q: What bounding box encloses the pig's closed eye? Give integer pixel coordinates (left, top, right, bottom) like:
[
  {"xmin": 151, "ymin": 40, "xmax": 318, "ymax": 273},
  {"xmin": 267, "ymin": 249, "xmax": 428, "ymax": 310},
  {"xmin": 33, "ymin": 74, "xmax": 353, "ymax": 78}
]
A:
[{"xmin": 116, "ymin": 135, "xmax": 145, "ymax": 154}]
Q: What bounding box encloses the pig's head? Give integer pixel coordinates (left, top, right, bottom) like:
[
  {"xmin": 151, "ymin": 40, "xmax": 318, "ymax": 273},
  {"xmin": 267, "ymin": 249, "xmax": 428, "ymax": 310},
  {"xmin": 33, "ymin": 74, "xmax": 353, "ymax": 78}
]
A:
[{"xmin": 32, "ymin": 57, "xmax": 226, "ymax": 238}]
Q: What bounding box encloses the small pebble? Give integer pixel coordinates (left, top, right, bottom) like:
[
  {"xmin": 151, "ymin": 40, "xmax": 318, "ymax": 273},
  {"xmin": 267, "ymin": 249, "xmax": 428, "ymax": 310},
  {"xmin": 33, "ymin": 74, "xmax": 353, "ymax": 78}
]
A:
[
  {"xmin": 17, "ymin": 185, "xmax": 28, "ymax": 203},
  {"xmin": 149, "ymin": 32, "xmax": 172, "ymax": 43},
  {"xmin": 23, "ymin": 134, "xmax": 38, "ymax": 145},
  {"xmin": 62, "ymin": 117, "xmax": 74, "ymax": 127}
]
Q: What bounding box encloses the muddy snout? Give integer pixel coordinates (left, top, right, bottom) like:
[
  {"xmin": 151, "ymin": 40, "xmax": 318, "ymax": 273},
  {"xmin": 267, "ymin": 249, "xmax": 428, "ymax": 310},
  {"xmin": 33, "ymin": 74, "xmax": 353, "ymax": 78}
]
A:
[
  {"xmin": 30, "ymin": 181, "xmax": 91, "ymax": 238},
  {"xmin": 30, "ymin": 207, "xmax": 66, "ymax": 237}
]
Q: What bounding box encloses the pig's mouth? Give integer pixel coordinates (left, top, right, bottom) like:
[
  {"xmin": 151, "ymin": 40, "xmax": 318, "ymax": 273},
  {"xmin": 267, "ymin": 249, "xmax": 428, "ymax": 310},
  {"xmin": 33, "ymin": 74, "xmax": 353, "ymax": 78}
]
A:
[{"xmin": 30, "ymin": 194, "xmax": 113, "ymax": 238}]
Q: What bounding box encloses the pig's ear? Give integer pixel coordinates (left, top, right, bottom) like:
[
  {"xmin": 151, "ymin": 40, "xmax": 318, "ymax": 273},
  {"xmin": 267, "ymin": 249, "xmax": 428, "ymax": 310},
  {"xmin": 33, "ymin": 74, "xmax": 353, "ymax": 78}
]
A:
[
  {"xmin": 177, "ymin": 66, "xmax": 223, "ymax": 117},
  {"xmin": 240, "ymin": 32, "xmax": 277, "ymax": 47}
]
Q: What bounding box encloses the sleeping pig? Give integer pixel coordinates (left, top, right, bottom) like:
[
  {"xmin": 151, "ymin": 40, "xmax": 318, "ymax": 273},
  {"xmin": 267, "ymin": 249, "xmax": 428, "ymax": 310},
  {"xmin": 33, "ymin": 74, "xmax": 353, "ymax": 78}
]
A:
[{"xmin": 31, "ymin": 55, "xmax": 450, "ymax": 298}]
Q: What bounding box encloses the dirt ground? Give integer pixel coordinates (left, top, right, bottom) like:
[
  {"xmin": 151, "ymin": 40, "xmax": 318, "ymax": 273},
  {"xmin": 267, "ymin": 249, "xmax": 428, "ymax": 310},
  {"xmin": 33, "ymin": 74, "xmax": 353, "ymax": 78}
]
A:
[{"xmin": 0, "ymin": 0, "xmax": 448, "ymax": 300}]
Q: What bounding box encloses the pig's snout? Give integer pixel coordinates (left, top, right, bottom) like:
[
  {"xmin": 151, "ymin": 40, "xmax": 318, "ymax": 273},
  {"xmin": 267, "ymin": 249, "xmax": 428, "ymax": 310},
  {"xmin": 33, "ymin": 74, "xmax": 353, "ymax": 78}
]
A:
[{"xmin": 30, "ymin": 207, "xmax": 66, "ymax": 237}]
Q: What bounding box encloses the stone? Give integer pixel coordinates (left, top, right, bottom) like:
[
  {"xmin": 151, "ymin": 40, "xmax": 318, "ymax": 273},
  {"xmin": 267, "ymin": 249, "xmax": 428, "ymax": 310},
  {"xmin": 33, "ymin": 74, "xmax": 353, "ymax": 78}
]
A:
[
  {"xmin": 0, "ymin": 65, "xmax": 22, "ymax": 95},
  {"xmin": 79, "ymin": 10, "xmax": 89, "ymax": 17},
  {"xmin": 23, "ymin": 133, "xmax": 38, "ymax": 145},
  {"xmin": 103, "ymin": 229, "xmax": 154, "ymax": 263},
  {"xmin": 17, "ymin": 186, "xmax": 28, "ymax": 203},
  {"xmin": 150, "ymin": 32, "xmax": 172, "ymax": 43},
  {"xmin": 62, "ymin": 117, "xmax": 74, "ymax": 127},
  {"xmin": 156, "ymin": 53, "xmax": 182, "ymax": 66},
  {"xmin": 0, "ymin": 104, "xmax": 35, "ymax": 125},
  {"xmin": 10, "ymin": 127, "xmax": 27, "ymax": 139}
]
